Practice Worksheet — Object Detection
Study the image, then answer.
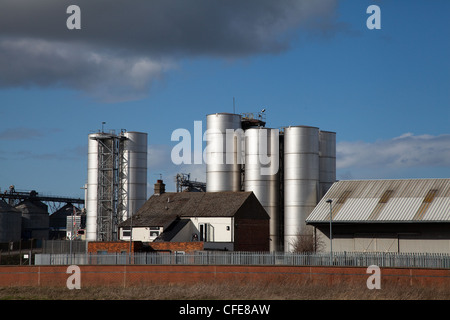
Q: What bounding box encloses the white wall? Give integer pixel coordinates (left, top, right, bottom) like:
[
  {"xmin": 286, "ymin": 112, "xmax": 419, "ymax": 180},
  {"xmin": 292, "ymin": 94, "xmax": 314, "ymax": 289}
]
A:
[
  {"xmin": 119, "ymin": 217, "xmax": 234, "ymax": 243},
  {"xmin": 188, "ymin": 217, "xmax": 233, "ymax": 242},
  {"xmin": 315, "ymin": 228, "xmax": 450, "ymax": 254},
  {"xmin": 119, "ymin": 226, "xmax": 162, "ymax": 242}
]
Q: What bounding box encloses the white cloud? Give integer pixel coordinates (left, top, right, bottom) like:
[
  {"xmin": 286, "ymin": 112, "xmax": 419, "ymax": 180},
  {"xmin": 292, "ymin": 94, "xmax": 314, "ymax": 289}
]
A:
[{"xmin": 337, "ymin": 133, "xmax": 450, "ymax": 170}]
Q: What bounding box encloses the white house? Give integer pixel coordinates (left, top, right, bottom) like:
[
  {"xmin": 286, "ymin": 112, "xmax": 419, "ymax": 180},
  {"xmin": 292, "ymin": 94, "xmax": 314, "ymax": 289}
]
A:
[{"xmin": 118, "ymin": 191, "xmax": 270, "ymax": 251}]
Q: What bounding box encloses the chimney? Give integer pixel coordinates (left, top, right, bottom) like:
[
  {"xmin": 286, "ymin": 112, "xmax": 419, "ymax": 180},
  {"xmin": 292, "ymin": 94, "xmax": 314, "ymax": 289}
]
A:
[{"xmin": 154, "ymin": 179, "xmax": 165, "ymax": 195}]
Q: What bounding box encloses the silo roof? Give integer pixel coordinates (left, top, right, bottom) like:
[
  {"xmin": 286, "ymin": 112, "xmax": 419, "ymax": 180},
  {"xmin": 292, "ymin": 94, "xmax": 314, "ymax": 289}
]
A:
[
  {"xmin": 306, "ymin": 178, "xmax": 450, "ymax": 223},
  {"xmin": 15, "ymin": 200, "xmax": 48, "ymax": 214}
]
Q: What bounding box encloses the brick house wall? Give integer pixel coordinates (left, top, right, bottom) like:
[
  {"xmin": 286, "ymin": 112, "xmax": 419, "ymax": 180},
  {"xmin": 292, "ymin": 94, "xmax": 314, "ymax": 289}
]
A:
[
  {"xmin": 233, "ymin": 193, "xmax": 271, "ymax": 251},
  {"xmin": 234, "ymin": 218, "xmax": 270, "ymax": 251},
  {"xmin": 147, "ymin": 241, "xmax": 204, "ymax": 253}
]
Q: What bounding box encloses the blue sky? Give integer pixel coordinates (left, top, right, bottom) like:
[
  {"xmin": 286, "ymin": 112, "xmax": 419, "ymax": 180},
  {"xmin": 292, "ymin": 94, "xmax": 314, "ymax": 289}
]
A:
[{"xmin": 0, "ymin": 0, "xmax": 449, "ymax": 199}]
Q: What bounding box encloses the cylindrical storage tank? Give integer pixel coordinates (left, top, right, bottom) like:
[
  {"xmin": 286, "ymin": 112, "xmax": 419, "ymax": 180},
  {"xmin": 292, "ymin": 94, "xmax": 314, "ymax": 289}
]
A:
[
  {"xmin": 319, "ymin": 130, "xmax": 336, "ymax": 199},
  {"xmin": 244, "ymin": 127, "xmax": 280, "ymax": 251},
  {"xmin": 122, "ymin": 131, "xmax": 148, "ymax": 220},
  {"xmin": 86, "ymin": 133, "xmax": 100, "ymax": 241},
  {"xmin": 283, "ymin": 126, "xmax": 319, "ymax": 252},
  {"xmin": 205, "ymin": 113, "xmax": 243, "ymax": 192},
  {"xmin": 0, "ymin": 200, "xmax": 21, "ymax": 242},
  {"xmin": 15, "ymin": 200, "xmax": 49, "ymax": 240}
]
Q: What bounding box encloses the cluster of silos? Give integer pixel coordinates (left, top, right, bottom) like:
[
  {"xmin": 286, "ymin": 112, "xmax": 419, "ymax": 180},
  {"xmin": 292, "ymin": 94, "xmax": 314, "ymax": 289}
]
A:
[
  {"xmin": 205, "ymin": 113, "xmax": 336, "ymax": 252},
  {"xmin": 86, "ymin": 130, "xmax": 148, "ymax": 241}
]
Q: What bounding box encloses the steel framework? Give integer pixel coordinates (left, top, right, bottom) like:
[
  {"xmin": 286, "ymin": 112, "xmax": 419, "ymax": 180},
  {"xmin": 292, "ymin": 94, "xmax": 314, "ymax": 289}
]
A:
[
  {"xmin": 94, "ymin": 133, "xmax": 127, "ymax": 241},
  {"xmin": 0, "ymin": 188, "xmax": 84, "ymax": 213},
  {"xmin": 176, "ymin": 173, "xmax": 206, "ymax": 192}
]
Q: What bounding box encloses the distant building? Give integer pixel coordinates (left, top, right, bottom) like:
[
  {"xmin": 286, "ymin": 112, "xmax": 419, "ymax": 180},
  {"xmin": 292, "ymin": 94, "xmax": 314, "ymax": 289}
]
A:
[
  {"xmin": 118, "ymin": 191, "xmax": 270, "ymax": 251},
  {"xmin": 306, "ymin": 179, "xmax": 450, "ymax": 254},
  {"xmin": 49, "ymin": 203, "xmax": 85, "ymax": 240}
]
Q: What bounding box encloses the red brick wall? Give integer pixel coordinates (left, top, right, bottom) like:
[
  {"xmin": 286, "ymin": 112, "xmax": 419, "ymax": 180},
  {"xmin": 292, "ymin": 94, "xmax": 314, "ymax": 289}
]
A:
[
  {"xmin": 88, "ymin": 241, "xmax": 143, "ymax": 253},
  {"xmin": 87, "ymin": 241, "xmax": 204, "ymax": 253},
  {"xmin": 147, "ymin": 242, "xmax": 204, "ymax": 253},
  {"xmin": 1, "ymin": 265, "xmax": 449, "ymax": 288}
]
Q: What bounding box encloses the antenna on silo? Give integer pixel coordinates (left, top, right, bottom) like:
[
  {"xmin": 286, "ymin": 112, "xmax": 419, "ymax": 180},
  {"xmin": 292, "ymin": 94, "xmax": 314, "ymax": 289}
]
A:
[{"xmin": 233, "ymin": 97, "xmax": 235, "ymax": 114}]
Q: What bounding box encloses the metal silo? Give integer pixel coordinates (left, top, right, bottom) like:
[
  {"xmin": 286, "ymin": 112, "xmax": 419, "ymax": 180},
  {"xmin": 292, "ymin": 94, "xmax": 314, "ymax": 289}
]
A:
[
  {"xmin": 244, "ymin": 127, "xmax": 280, "ymax": 251},
  {"xmin": 319, "ymin": 130, "xmax": 336, "ymax": 199},
  {"xmin": 86, "ymin": 132, "xmax": 100, "ymax": 241},
  {"xmin": 15, "ymin": 200, "xmax": 49, "ymax": 240},
  {"xmin": 205, "ymin": 113, "xmax": 243, "ymax": 192},
  {"xmin": 0, "ymin": 200, "xmax": 21, "ymax": 242},
  {"xmin": 122, "ymin": 131, "xmax": 148, "ymax": 220},
  {"xmin": 283, "ymin": 126, "xmax": 319, "ymax": 252}
]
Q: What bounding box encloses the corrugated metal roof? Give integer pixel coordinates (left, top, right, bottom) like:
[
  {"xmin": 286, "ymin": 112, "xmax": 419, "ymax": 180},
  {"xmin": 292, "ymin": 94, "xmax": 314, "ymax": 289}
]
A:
[{"xmin": 306, "ymin": 179, "xmax": 450, "ymax": 223}]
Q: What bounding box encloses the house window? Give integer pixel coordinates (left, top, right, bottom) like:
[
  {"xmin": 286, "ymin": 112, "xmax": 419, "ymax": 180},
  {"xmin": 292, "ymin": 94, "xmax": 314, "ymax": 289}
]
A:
[
  {"xmin": 199, "ymin": 223, "xmax": 211, "ymax": 241},
  {"xmin": 149, "ymin": 227, "xmax": 160, "ymax": 239},
  {"xmin": 122, "ymin": 227, "xmax": 131, "ymax": 238},
  {"xmin": 150, "ymin": 230, "xmax": 160, "ymax": 238}
]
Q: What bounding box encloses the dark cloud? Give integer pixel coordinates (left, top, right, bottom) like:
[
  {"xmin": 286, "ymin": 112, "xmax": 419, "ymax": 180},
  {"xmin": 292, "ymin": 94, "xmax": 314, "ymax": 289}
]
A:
[
  {"xmin": 0, "ymin": 37, "xmax": 173, "ymax": 101},
  {"xmin": 0, "ymin": 0, "xmax": 341, "ymax": 101}
]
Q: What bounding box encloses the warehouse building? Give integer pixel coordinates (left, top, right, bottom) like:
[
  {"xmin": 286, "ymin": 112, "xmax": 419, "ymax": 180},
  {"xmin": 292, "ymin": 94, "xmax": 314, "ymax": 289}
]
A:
[
  {"xmin": 306, "ymin": 178, "xmax": 450, "ymax": 254},
  {"xmin": 118, "ymin": 189, "xmax": 270, "ymax": 251}
]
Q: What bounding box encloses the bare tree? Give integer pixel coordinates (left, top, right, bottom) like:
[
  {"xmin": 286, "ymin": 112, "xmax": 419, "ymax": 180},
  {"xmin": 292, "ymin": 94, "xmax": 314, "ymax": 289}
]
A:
[{"xmin": 290, "ymin": 230, "xmax": 325, "ymax": 253}]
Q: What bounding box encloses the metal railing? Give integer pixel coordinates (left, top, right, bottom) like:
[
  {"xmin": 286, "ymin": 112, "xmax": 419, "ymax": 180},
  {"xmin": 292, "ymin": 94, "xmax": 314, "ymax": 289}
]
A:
[
  {"xmin": 42, "ymin": 240, "xmax": 88, "ymax": 254},
  {"xmin": 34, "ymin": 251, "xmax": 450, "ymax": 269}
]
